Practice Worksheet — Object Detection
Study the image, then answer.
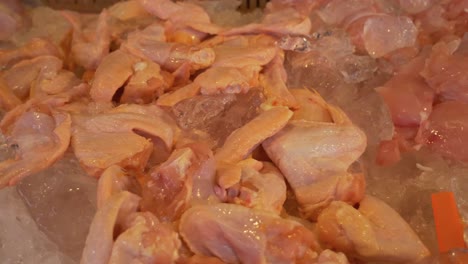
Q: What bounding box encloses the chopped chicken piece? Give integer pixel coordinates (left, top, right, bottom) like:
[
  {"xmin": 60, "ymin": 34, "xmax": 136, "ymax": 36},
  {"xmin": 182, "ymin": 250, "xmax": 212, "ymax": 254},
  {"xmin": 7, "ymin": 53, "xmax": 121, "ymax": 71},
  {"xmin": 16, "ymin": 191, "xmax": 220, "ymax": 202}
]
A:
[
  {"xmin": 90, "ymin": 49, "xmax": 139, "ymax": 103},
  {"xmin": 260, "ymin": 52, "xmax": 298, "ymax": 108},
  {"xmin": 72, "ymin": 104, "xmax": 176, "ymax": 176},
  {"xmin": 215, "ymin": 106, "xmax": 293, "ymax": 164},
  {"xmin": 222, "ymin": 8, "xmax": 311, "ymax": 36},
  {"xmin": 263, "ymin": 119, "xmax": 366, "ymax": 219},
  {"xmin": 121, "ymin": 60, "xmax": 174, "ymax": 104},
  {"xmin": 96, "ymin": 165, "xmax": 131, "ymax": 209},
  {"xmin": 0, "ymin": 77, "xmax": 21, "ymax": 111},
  {"xmin": 0, "ymin": 38, "xmax": 61, "ymax": 70},
  {"xmin": 81, "ymin": 191, "xmax": 140, "ymax": 264},
  {"xmin": 316, "ymin": 195, "xmax": 430, "ymax": 263},
  {"xmin": 62, "ymin": 10, "xmax": 111, "ymax": 70},
  {"xmin": 220, "ymin": 161, "xmax": 287, "ymax": 214},
  {"xmin": 0, "ymin": 110, "xmax": 71, "ymax": 188},
  {"xmin": 140, "ymin": 143, "xmax": 218, "ymax": 221},
  {"xmin": 108, "ymin": 212, "xmax": 181, "ymax": 264},
  {"xmin": 179, "ymin": 203, "xmax": 320, "ymax": 264}
]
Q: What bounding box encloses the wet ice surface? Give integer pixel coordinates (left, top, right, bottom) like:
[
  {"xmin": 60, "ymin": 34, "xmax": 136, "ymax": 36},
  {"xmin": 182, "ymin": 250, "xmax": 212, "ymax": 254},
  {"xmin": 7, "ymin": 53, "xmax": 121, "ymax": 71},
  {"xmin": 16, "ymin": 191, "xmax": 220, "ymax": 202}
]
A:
[
  {"xmin": 0, "ymin": 187, "xmax": 75, "ymax": 264},
  {"xmin": 16, "ymin": 152, "xmax": 97, "ymax": 261},
  {"xmin": 0, "ymin": 146, "xmax": 97, "ymax": 263},
  {"xmin": 173, "ymin": 89, "xmax": 264, "ymax": 147}
]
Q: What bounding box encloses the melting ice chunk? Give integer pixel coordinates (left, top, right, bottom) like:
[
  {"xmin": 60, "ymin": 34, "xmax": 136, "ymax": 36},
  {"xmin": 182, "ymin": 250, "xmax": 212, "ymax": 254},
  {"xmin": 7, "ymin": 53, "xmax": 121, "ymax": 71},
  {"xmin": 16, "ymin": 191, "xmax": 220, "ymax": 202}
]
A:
[
  {"xmin": 0, "ymin": 187, "xmax": 75, "ymax": 264},
  {"xmin": 16, "ymin": 152, "xmax": 97, "ymax": 261}
]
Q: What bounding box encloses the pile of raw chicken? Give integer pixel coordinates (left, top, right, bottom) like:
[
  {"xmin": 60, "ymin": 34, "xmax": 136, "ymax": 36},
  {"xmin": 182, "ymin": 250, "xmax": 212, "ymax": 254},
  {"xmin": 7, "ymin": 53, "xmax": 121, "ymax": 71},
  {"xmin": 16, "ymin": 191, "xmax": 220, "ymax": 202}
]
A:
[{"xmin": 0, "ymin": 0, "xmax": 467, "ymax": 263}]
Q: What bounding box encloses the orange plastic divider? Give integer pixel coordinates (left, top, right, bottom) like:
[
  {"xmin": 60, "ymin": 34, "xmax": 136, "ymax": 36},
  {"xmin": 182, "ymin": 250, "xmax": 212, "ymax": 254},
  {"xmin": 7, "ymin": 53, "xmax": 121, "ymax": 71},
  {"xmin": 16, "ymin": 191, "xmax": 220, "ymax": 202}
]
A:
[{"xmin": 431, "ymin": 191, "xmax": 466, "ymax": 253}]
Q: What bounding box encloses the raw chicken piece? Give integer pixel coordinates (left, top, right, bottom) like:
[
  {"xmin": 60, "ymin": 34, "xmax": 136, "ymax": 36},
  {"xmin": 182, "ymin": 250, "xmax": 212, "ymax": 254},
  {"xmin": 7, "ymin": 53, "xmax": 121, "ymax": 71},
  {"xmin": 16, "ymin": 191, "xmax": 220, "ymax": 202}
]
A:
[
  {"xmin": 215, "ymin": 106, "xmax": 293, "ymax": 164},
  {"xmin": 260, "ymin": 52, "xmax": 298, "ymax": 108},
  {"xmin": 0, "ymin": 83, "xmax": 89, "ymax": 134},
  {"xmin": 2, "ymin": 55, "xmax": 63, "ymax": 99},
  {"xmin": 81, "ymin": 191, "xmax": 140, "ymax": 264},
  {"xmin": 263, "ymin": 119, "xmax": 366, "ymax": 219},
  {"xmin": 11, "ymin": 7, "xmax": 72, "ymax": 53},
  {"xmin": 0, "ymin": 0, "xmax": 23, "ymax": 41},
  {"xmin": 420, "ymin": 38, "xmax": 468, "ymax": 102},
  {"xmin": 0, "ymin": 38, "xmax": 61, "ymax": 70},
  {"xmin": 72, "ymin": 129, "xmax": 152, "ymax": 177},
  {"xmin": 90, "ymin": 49, "xmax": 139, "ymax": 103},
  {"xmin": 0, "ymin": 110, "xmax": 71, "ymax": 188},
  {"xmin": 122, "ymin": 23, "xmax": 215, "ymax": 72},
  {"xmin": 62, "ymin": 10, "xmax": 111, "ymax": 70},
  {"xmin": 35, "ymin": 70, "xmax": 82, "ymax": 96},
  {"xmin": 157, "ymin": 82, "xmax": 201, "ymax": 107},
  {"xmin": 418, "ymin": 101, "xmax": 468, "ymax": 162},
  {"xmin": 108, "ymin": 212, "xmax": 181, "ymax": 264},
  {"xmin": 316, "ymin": 195, "xmax": 430, "ymax": 263},
  {"xmin": 137, "ymin": 0, "xmax": 220, "ymax": 42},
  {"xmin": 181, "ymin": 255, "xmax": 225, "ymax": 264},
  {"xmin": 316, "ymin": 250, "xmax": 349, "ymax": 264},
  {"xmin": 140, "ymin": 147, "xmax": 194, "ymax": 221},
  {"xmin": 72, "ymin": 104, "xmax": 175, "ymax": 176},
  {"xmin": 108, "ymin": 0, "xmax": 150, "ymax": 21},
  {"xmin": 96, "ymin": 165, "xmax": 131, "ymax": 209},
  {"xmin": 212, "ymin": 35, "xmax": 277, "ymax": 69},
  {"xmin": 140, "ymin": 143, "xmax": 218, "ymax": 221},
  {"xmin": 179, "ymin": 203, "xmax": 320, "ymax": 264},
  {"xmin": 196, "ymin": 66, "xmax": 253, "ymax": 95},
  {"xmin": 290, "ymin": 89, "xmax": 332, "ymax": 122},
  {"xmin": 221, "ymin": 161, "xmax": 287, "ymax": 214},
  {"xmin": 222, "ymin": 8, "xmax": 311, "ymax": 36},
  {"xmin": 376, "ymin": 56, "xmax": 434, "ymax": 127},
  {"xmin": 0, "ymin": 77, "xmax": 21, "ymax": 111},
  {"xmin": 121, "ymin": 60, "xmax": 174, "ymax": 104}
]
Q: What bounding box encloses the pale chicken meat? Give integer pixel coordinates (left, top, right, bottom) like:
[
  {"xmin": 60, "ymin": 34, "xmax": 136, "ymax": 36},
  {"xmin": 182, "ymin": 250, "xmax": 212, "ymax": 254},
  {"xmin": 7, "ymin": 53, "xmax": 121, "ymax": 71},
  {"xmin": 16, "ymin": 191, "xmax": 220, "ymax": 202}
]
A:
[
  {"xmin": 1, "ymin": 55, "xmax": 72, "ymax": 100},
  {"xmin": 418, "ymin": 101, "xmax": 468, "ymax": 162},
  {"xmin": 179, "ymin": 203, "xmax": 321, "ymax": 264},
  {"xmin": 72, "ymin": 104, "xmax": 175, "ymax": 176},
  {"xmin": 108, "ymin": 212, "xmax": 181, "ymax": 264},
  {"xmin": 121, "ymin": 60, "xmax": 174, "ymax": 104},
  {"xmin": 137, "ymin": 0, "xmax": 220, "ymax": 43},
  {"xmin": 316, "ymin": 195, "xmax": 430, "ymax": 263},
  {"xmin": 0, "ymin": 110, "xmax": 71, "ymax": 188},
  {"xmin": 0, "ymin": 38, "xmax": 61, "ymax": 70},
  {"xmin": 96, "ymin": 165, "xmax": 132, "ymax": 209},
  {"xmin": 122, "ymin": 23, "xmax": 215, "ymax": 72},
  {"xmin": 220, "ymin": 161, "xmax": 287, "ymax": 214},
  {"xmin": 0, "ymin": 0, "xmax": 23, "ymax": 41},
  {"xmin": 90, "ymin": 49, "xmax": 139, "ymax": 103},
  {"xmin": 196, "ymin": 66, "xmax": 253, "ymax": 95},
  {"xmin": 215, "ymin": 106, "xmax": 293, "ymax": 164},
  {"xmin": 0, "ymin": 77, "xmax": 21, "ymax": 111},
  {"xmin": 62, "ymin": 10, "xmax": 111, "ymax": 70},
  {"xmin": 259, "ymin": 53, "xmax": 298, "ymax": 108},
  {"xmin": 140, "ymin": 143, "xmax": 218, "ymax": 221},
  {"xmin": 211, "ymin": 35, "xmax": 278, "ymax": 69},
  {"xmin": 222, "ymin": 7, "xmax": 311, "ymax": 37},
  {"xmin": 81, "ymin": 191, "xmax": 140, "ymax": 264},
  {"xmin": 263, "ymin": 120, "xmax": 366, "ymax": 219}
]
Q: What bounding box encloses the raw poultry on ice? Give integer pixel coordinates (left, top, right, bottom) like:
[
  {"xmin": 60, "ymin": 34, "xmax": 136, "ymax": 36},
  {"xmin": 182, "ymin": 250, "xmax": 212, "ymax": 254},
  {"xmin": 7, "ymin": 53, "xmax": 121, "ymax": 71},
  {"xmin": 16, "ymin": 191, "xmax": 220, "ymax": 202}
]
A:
[{"xmin": 2, "ymin": 0, "xmax": 468, "ymax": 263}]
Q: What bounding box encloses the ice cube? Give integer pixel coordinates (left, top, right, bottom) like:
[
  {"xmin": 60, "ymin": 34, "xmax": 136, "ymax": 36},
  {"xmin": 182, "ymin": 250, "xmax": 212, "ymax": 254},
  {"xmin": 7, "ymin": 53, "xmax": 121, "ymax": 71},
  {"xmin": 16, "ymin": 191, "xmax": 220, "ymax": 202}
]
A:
[
  {"xmin": 364, "ymin": 147, "xmax": 468, "ymax": 255},
  {"xmin": 336, "ymin": 54, "xmax": 378, "ymax": 84},
  {"xmin": 16, "ymin": 152, "xmax": 98, "ymax": 261},
  {"xmin": 0, "ymin": 187, "xmax": 75, "ymax": 264},
  {"xmin": 172, "ymin": 89, "xmax": 264, "ymax": 147}
]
